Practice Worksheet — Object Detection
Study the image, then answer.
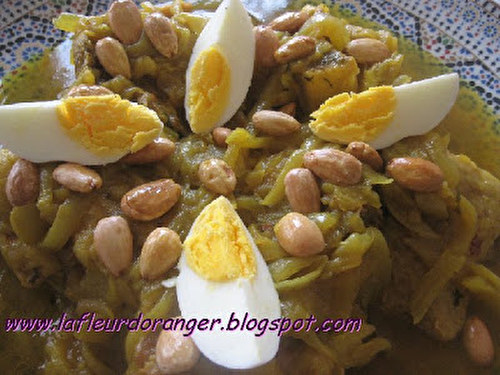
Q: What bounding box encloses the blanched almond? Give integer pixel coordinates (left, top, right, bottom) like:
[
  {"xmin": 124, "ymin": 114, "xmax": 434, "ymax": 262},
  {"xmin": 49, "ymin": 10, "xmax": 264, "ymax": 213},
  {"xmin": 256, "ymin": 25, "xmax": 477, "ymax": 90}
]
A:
[
  {"xmin": 254, "ymin": 26, "xmax": 280, "ymax": 69},
  {"xmin": 212, "ymin": 127, "xmax": 232, "ymax": 148},
  {"xmin": 121, "ymin": 138, "xmax": 176, "ymax": 164},
  {"xmin": 121, "ymin": 179, "xmax": 181, "ymax": 221},
  {"xmin": 274, "ymin": 35, "xmax": 316, "ymax": 64},
  {"xmin": 67, "ymin": 84, "xmax": 113, "ymax": 97},
  {"xmin": 269, "ymin": 11, "xmax": 310, "ymax": 33},
  {"xmin": 6, "ymin": 159, "xmax": 40, "ymax": 207},
  {"xmin": 284, "ymin": 168, "xmax": 321, "ymax": 214},
  {"xmin": 156, "ymin": 325, "xmax": 200, "ymax": 373},
  {"xmin": 144, "ymin": 13, "xmax": 178, "ymax": 58},
  {"xmin": 345, "ymin": 38, "xmax": 391, "ymax": 65},
  {"xmin": 198, "ymin": 159, "xmax": 236, "ymax": 196},
  {"xmin": 304, "ymin": 149, "xmax": 363, "ymax": 186},
  {"xmin": 108, "ymin": 0, "xmax": 143, "ymax": 45},
  {"xmin": 386, "ymin": 157, "xmax": 444, "ymax": 193},
  {"xmin": 52, "ymin": 163, "xmax": 102, "ymax": 193},
  {"xmin": 95, "ymin": 37, "xmax": 131, "ymax": 79},
  {"xmin": 252, "ymin": 110, "xmax": 300, "ymax": 136},
  {"xmin": 139, "ymin": 227, "xmax": 182, "ymax": 280},
  {"xmin": 463, "ymin": 316, "xmax": 495, "ymax": 367},
  {"xmin": 275, "ymin": 213, "xmax": 325, "ymax": 257},
  {"xmin": 345, "ymin": 141, "xmax": 383, "ymax": 171},
  {"xmin": 94, "ymin": 216, "xmax": 133, "ymax": 276}
]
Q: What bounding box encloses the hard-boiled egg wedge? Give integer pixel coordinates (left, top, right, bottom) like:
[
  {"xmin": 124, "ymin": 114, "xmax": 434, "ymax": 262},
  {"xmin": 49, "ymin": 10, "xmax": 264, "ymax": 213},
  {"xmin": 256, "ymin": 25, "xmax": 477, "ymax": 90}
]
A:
[
  {"xmin": 0, "ymin": 95, "xmax": 163, "ymax": 165},
  {"xmin": 309, "ymin": 73, "xmax": 459, "ymax": 149},
  {"xmin": 176, "ymin": 196, "xmax": 281, "ymax": 369},
  {"xmin": 184, "ymin": 0, "xmax": 255, "ymax": 134}
]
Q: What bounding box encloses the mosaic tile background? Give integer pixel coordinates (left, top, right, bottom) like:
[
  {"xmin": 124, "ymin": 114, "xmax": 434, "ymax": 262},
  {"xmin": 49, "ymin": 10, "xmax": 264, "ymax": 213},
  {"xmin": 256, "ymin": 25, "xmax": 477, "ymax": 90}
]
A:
[{"xmin": 0, "ymin": 0, "xmax": 499, "ymax": 113}]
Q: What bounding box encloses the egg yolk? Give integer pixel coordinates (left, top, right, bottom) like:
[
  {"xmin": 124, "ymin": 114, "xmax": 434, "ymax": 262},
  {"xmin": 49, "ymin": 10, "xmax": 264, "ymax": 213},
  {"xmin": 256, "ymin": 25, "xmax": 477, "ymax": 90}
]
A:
[
  {"xmin": 187, "ymin": 45, "xmax": 230, "ymax": 134},
  {"xmin": 309, "ymin": 86, "xmax": 396, "ymax": 144},
  {"xmin": 56, "ymin": 95, "xmax": 162, "ymax": 156},
  {"xmin": 184, "ymin": 197, "xmax": 256, "ymax": 282}
]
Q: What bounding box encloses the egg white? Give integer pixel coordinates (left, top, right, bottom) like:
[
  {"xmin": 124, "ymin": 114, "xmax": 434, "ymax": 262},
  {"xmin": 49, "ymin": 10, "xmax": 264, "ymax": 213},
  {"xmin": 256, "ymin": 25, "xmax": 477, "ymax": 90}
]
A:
[
  {"xmin": 184, "ymin": 0, "xmax": 255, "ymax": 131},
  {"xmin": 176, "ymin": 199, "xmax": 281, "ymax": 370},
  {"xmin": 0, "ymin": 100, "xmax": 123, "ymax": 165},
  {"xmin": 0, "ymin": 97, "xmax": 167, "ymax": 165},
  {"xmin": 370, "ymin": 73, "xmax": 459, "ymax": 149}
]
